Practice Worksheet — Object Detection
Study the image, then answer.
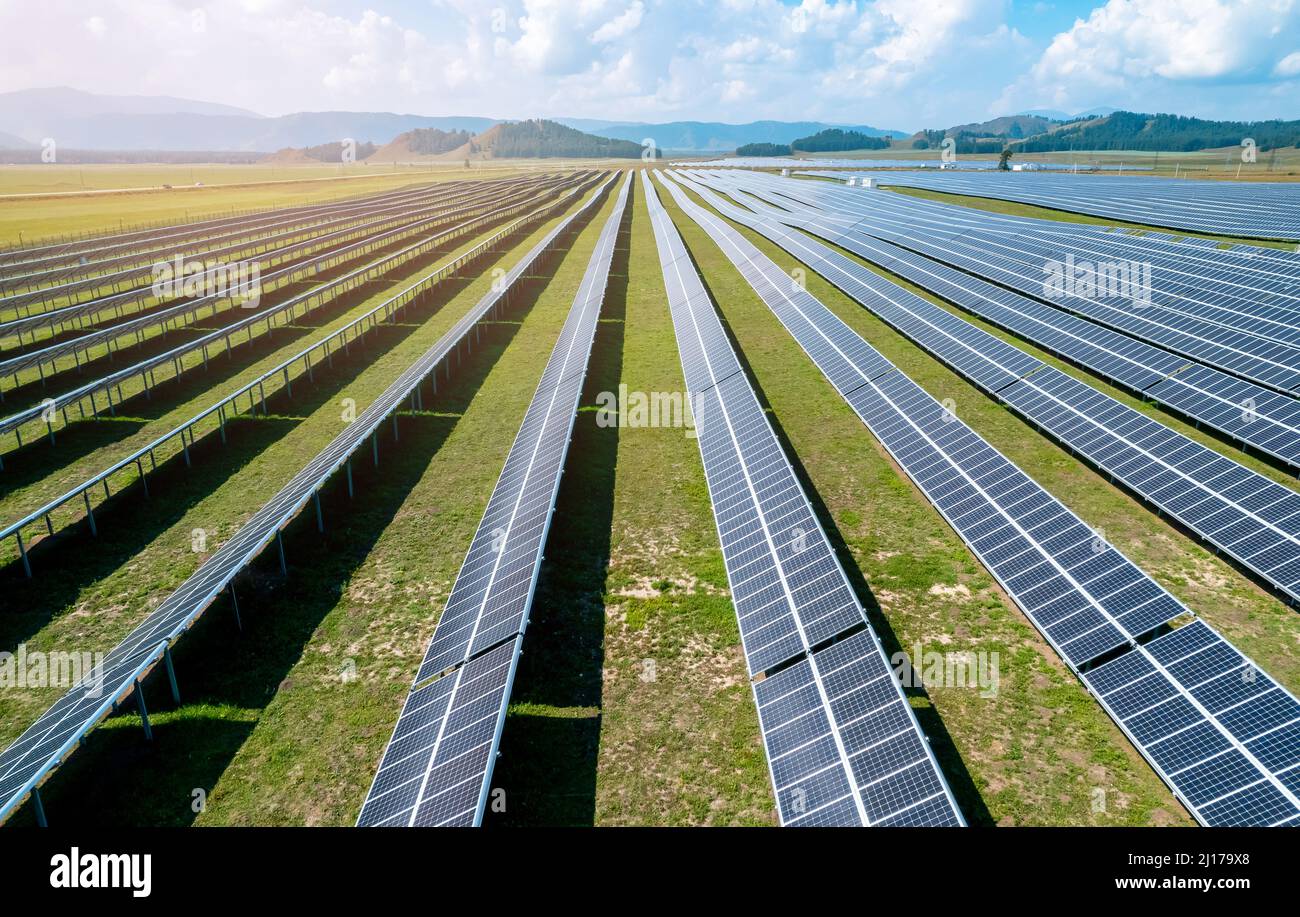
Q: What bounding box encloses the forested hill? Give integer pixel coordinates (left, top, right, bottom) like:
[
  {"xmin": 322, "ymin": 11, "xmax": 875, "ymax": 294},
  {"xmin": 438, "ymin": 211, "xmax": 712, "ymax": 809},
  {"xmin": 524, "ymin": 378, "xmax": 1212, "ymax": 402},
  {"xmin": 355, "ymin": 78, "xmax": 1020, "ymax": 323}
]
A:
[
  {"xmin": 1014, "ymin": 111, "xmax": 1300, "ymax": 153},
  {"xmin": 478, "ymin": 119, "xmax": 650, "ymax": 158},
  {"xmin": 790, "ymin": 128, "xmax": 890, "ymax": 152}
]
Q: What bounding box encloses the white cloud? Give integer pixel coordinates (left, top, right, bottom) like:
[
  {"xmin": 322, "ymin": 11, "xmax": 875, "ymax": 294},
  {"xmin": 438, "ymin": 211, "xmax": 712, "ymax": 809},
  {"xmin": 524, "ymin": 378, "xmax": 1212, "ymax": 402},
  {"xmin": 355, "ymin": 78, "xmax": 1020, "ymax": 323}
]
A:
[
  {"xmin": 2, "ymin": 0, "xmax": 1296, "ymax": 129},
  {"xmin": 999, "ymin": 0, "xmax": 1300, "ymax": 115},
  {"xmin": 1276, "ymin": 49, "xmax": 1300, "ymax": 74}
]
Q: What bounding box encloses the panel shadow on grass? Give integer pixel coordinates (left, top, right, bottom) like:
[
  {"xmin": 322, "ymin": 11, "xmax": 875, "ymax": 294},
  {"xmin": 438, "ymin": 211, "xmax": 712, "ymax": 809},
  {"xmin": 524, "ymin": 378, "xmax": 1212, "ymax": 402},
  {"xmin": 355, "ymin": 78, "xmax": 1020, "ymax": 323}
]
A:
[{"xmin": 485, "ymin": 190, "xmax": 634, "ymax": 827}]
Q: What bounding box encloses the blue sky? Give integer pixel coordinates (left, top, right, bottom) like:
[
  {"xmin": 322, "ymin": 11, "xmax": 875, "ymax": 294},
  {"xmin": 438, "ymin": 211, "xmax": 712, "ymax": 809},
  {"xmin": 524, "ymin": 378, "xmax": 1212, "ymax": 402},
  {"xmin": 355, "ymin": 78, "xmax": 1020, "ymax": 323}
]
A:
[{"xmin": 1, "ymin": 0, "xmax": 1297, "ymax": 131}]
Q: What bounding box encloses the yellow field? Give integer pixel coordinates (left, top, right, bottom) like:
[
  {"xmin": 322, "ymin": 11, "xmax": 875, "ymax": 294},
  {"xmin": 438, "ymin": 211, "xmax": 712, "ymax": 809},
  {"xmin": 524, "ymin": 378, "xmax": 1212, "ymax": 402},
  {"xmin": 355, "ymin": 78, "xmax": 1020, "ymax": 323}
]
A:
[{"xmin": 0, "ymin": 160, "xmax": 598, "ymax": 246}]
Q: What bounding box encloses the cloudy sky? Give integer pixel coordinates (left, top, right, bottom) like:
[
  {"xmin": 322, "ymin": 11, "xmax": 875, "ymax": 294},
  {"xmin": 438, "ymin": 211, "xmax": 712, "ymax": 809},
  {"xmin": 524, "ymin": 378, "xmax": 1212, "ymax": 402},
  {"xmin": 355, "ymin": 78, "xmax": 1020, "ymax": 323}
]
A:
[{"xmin": 1, "ymin": 0, "xmax": 1298, "ymax": 131}]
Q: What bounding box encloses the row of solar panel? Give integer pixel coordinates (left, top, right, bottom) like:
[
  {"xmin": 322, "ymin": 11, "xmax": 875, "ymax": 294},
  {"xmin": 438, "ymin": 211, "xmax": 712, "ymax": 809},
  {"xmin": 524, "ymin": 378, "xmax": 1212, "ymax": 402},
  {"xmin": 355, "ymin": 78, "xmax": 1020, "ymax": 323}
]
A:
[
  {"xmin": 794, "ymin": 172, "xmax": 1300, "ymax": 308},
  {"xmin": 796, "ymin": 170, "xmax": 1300, "ymax": 279},
  {"xmin": 709, "ymin": 170, "xmax": 1300, "ymax": 466},
  {"xmin": 659, "ymin": 172, "xmax": 1183, "ymax": 666},
  {"xmin": 679, "ymin": 171, "xmax": 1300, "ymax": 607},
  {"xmin": 0, "ymin": 172, "xmax": 616, "ymax": 824},
  {"xmin": 844, "ymin": 202, "xmax": 1300, "ymax": 383},
  {"xmin": 653, "ymin": 170, "xmax": 1300, "ymax": 826},
  {"xmin": 642, "ymin": 171, "xmax": 964, "ymax": 827},
  {"xmin": 357, "ymin": 173, "xmax": 633, "ymax": 828}
]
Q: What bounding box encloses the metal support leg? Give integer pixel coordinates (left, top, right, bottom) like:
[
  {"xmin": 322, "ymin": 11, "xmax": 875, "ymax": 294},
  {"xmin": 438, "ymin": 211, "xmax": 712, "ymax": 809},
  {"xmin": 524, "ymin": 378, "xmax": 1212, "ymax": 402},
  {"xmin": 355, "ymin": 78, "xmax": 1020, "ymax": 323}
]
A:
[
  {"xmin": 314, "ymin": 492, "xmax": 324, "ymax": 533},
  {"xmin": 135, "ymin": 681, "xmax": 153, "ymax": 741},
  {"xmin": 277, "ymin": 531, "xmax": 287, "ymax": 575},
  {"xmin": 230, "ymin": 585, "xmax": 243, "ymax": 631},
  {"xmin": 32, "ymin": 788, "xmax": 47, "ymax": 828},
  {"xmin": 164, "ymin": 647, "xmax": 180, "ymax": 706}
]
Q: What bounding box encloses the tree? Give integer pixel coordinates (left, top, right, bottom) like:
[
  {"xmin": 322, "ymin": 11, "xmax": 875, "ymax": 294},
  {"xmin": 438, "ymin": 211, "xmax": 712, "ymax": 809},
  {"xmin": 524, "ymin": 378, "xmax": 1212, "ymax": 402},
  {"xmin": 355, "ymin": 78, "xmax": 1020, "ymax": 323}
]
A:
[{"xmin": 998, "ymin": 148, "xmax": 1013, "ymax": 170}]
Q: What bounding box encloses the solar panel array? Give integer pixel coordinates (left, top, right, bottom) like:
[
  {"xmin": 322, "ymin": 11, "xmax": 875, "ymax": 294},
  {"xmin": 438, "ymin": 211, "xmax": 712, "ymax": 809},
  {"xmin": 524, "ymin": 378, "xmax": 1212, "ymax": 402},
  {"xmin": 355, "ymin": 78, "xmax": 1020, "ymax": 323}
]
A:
[
  {"xmin": 0, "ymin": 180, "xmax": 492, "ymax": 319},
  {"xmin": 653, "ymin": 169, "xmax": 1300, "ymax": 826},
  {"xmin": 674, "ymin": 170, "xmax": 1300, "ymax": 607},
  {"xmin": 0, "ymin": 175, "xmax": 584, "ymax": 454},
  {"xmin": 799, "ymin": 169, "xmax": 1300, "ymax": 240},
  {"xmin": 2, "ymin": 179, "xmax": 590, "ymax": 578},
  {"xmin": 734, "ymin": 173, "xmax": 1300, "ymax": 396},
  {"xmin": 0, "ymin": 172, "xmax": 617, "ymax": 825},
  {"xmin": 357, "ymin": 172, "xmax": 633, "ymax": 827},
  {"xmin": 641, "ymin": 171, "xmax": 964, "ymax": 827},
  {"xmin": 0, "ymin": 175, "xmax": 571, "ymax": 386},
  {"xmin": 683, "ymin": 158, "xmax": 1147, "ymax": 172},
  {"xmin": 698, "ymin": 170, "xmax": 1300, "ymax": 468}
]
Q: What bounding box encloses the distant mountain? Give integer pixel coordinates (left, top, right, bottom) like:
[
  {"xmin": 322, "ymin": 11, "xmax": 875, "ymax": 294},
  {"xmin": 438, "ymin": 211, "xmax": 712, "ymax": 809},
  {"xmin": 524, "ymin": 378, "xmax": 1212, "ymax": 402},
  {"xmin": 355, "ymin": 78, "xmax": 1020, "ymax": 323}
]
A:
[
  {"xmin": 0, "ymin": 130, "xmax": 35, "ymax": 150},
  {"xmin": 553, "ymin": 118, "xmax": 639, "ymax": 133},
  {"xmin": 0, "ymin": 89, "xmax": 499, "ymax": 152},
  {"xmin": 0, "ymin": 86, "xmax": 258, "ymax": 126},
  {"xmin": 585, "ymin": 120, "xmax": 905, "ymax": 151},
  {"xmin": 735, "ymin": 142, "xmax": 792, "ymax": 157},
  {"xmin": 1014, "ymin": 109, "xmax": 1070, "ymax": 121},
  {"xmin": 927, "ymin": 114, "xmax": 1060, "ymax": 140},
  {"xmin": 917, "ymin": 109, "xmax": 1300, "ymax": 155}
]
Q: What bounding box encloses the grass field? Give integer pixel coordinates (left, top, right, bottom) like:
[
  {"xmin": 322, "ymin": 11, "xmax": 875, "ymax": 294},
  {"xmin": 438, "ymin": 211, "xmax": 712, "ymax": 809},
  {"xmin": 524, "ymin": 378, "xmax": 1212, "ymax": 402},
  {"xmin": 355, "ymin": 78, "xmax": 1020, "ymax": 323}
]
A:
[
  {"xmin": 0, "ymin": 160, "xmax": 610, "ymax": 247},
  {"xmin": 1, "ymin": 164, "xmax": 1297, "ymax": 827}
]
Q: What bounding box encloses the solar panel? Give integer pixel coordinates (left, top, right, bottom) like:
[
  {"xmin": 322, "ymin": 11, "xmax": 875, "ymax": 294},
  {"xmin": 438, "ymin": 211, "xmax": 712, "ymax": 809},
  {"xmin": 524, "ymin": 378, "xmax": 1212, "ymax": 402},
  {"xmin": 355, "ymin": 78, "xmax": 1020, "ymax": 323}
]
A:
[
  {"xmin": 1083, "ymin": 621, "xmax": 1300, "ymax": 826},
  {"xmin": 357, "ymin": 172, "xmax": 633, "ymax": 827},
  {"xmin": 357, "ymin": 636, "xmax": 522, "ymax": 827},
  {"xmin": 642, "ymin": 170, "xmax": 963, "ymax": 827},
  {"xmin": 654, "ymin": 169, "xmax": 1300, "ymax": 825}
]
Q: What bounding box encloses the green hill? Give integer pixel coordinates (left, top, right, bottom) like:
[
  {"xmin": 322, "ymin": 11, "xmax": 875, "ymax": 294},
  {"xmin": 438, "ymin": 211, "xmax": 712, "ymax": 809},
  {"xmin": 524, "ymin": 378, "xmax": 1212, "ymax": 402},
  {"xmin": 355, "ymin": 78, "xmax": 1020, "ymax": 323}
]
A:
[
  {"xmin": 477, "ymin": 119, "xmax": 650, "ymax": 159},
  {"xmin": 1016, "ymin": 111, "xmax": 1300, "ymax": 153}
]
